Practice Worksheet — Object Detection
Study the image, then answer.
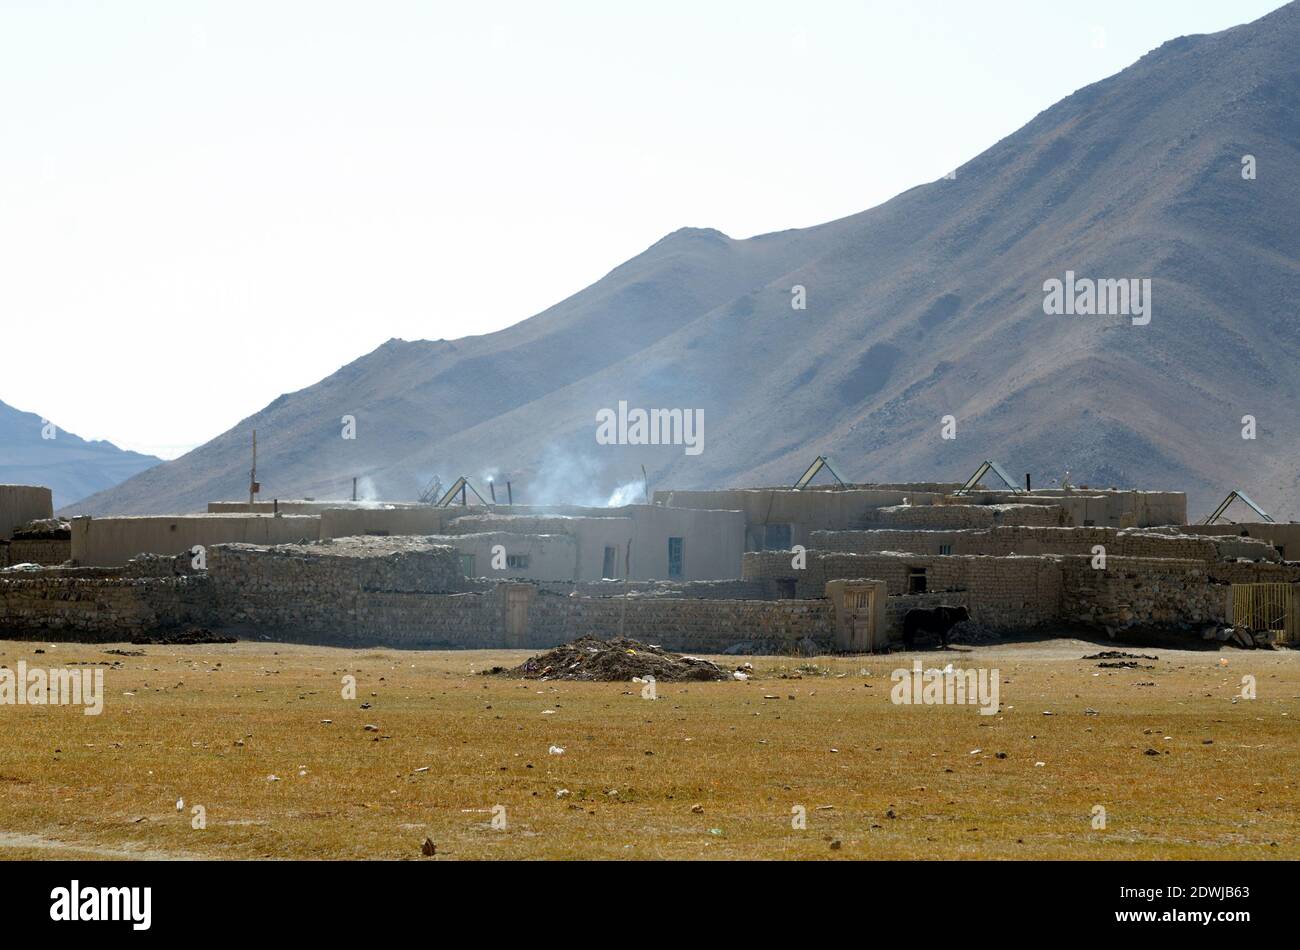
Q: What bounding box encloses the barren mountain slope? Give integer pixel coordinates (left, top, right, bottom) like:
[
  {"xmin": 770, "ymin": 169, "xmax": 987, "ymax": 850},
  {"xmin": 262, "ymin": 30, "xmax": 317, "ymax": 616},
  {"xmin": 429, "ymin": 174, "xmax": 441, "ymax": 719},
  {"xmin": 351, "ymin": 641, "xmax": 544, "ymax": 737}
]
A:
[{"xmin": 72, "ymin": 2, "xmax": 1300, "ymax": 519}]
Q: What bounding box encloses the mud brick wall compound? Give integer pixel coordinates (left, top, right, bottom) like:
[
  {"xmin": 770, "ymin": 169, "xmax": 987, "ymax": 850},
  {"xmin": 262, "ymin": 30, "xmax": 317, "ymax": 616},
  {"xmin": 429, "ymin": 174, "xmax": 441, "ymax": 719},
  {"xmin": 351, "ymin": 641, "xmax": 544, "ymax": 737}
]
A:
[
  {"xmin": 742, "ymin": 550, "xmax": 1062, "ymax": 631},
  {"xmin": 6, "ymin": 531, "xmax": 1298, "ymax": 650}
]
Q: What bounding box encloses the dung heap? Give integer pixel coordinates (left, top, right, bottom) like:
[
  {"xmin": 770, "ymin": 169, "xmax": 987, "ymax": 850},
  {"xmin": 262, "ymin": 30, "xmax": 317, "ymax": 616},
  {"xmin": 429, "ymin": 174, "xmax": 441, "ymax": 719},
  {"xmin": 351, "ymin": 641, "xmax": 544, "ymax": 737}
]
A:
[{"xmin": 505, "ymin": 636, "xmax": 730, "ymax": 682}]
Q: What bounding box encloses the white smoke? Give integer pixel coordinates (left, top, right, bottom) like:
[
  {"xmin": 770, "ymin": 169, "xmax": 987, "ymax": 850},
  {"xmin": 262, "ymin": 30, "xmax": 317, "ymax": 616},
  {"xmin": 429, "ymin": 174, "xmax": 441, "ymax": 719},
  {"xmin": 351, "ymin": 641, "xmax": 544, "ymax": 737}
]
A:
[
  {"xmin": 605, "ymin": 480, "xmax": 644, "ymax": 507},
  {"xmin": 354, "ymin": 476, "xmax": 386, "ymax": 508},
  {"xmin": 525, "ymin": 446, "xmax": 642, "ymax": 508}
]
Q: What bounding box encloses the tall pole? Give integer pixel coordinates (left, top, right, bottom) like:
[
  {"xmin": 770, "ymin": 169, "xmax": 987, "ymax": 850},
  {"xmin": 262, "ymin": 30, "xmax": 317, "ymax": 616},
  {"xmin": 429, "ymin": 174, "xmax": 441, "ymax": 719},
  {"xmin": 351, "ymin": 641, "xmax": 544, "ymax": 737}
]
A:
[
  {"xmin": 618, "ymin": 538, "xmax": 631, "ymax": 639},
  {"xmin": 249, "ymin": 430, "xmax": 257, "ymax": 506}
]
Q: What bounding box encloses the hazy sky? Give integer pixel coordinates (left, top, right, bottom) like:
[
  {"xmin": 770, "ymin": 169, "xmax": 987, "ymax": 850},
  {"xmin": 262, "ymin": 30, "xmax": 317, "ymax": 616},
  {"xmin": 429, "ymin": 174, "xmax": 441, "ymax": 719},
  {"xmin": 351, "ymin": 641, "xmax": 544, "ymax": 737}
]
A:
[{"xmin": 0, "ymin": 0, "xmax": 1285, "ymax": 458}]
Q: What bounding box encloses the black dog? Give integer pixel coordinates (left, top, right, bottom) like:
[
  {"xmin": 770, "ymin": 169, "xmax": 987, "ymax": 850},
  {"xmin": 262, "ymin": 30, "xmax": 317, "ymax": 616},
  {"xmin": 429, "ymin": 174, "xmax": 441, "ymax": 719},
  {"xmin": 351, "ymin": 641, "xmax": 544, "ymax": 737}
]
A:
[{"xmin": 901, "ymin": 605, "xmax": 970, "ymax": 650}]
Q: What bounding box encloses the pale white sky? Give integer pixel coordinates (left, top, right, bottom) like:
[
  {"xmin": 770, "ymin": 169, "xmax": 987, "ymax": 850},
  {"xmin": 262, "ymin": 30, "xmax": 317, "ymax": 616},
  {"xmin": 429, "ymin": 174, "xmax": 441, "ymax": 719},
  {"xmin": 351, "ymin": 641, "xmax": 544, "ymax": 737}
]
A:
[{"xmin": 0, "ymin": 0, "xmax": 1284, "ymax": 458}]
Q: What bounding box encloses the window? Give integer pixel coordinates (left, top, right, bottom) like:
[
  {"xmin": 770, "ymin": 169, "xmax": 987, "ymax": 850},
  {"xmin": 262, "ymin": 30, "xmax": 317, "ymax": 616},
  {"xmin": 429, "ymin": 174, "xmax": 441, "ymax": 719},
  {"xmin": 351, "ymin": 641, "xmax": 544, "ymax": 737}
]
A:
[
  {"xmin": 668, "ymin": 537, "xmax": 684, "ymax": 579},
  {"xmin": 764, "ymin": 523, "xmax": 793, "ymax": 550},
  {"xmin": 938, "ymin": 544, "xmax": 952, "ymax": 556},
  {"xmin": 746, "ymin": 523, "xmax": 794, "ymax": 551},
  {"xmin": 458, "ymin": 554, "xmax": 476, "ymax": 577},
  {"xmin": 908, "ymin": 567, "xmax": 928, "ymax": 594},
  {"xmin": 507, "ymin": 554, "xmax": 530, "ymax": 570},
  {"xmin": 776, "ymin": 578, "xmax": 797, "ymax": 600},
  {"xmin": 602, "ymin": 545, "xmax": 619, "ymax": 580}
]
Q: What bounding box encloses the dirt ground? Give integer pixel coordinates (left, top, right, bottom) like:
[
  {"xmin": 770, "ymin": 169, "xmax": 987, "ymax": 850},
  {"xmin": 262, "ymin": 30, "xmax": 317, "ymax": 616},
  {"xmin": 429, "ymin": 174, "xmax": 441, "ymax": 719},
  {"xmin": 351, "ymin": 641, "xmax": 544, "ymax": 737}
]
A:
[{"xmin": 0, "ymin": 636, "xmax": 1295, "ymax": 860}]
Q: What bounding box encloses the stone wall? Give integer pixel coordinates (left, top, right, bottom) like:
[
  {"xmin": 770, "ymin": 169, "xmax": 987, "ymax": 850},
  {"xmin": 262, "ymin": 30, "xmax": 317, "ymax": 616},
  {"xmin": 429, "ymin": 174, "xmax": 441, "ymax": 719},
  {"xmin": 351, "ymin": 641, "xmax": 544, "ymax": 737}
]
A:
[
  {"xmin": 883, "ymin": 591, "xmax": 971, "ymax": 639},
  {"xmin": 953, "ymin": 490, "xmax": 1186, "ymax": 527},
  {"xmin": 0, "ymin": 538, "xmax": 72, "ymax": 568},
  {"xmin": 0, "ymin": 569, "xmax": 211, "ymax": 640},
  {"xmin": 862, "ymin": 503, "xmax": 1064, "ymax": 529},
  {"xmin": 741, "ymin": 550, "xmax": 1062, "ymax": 631},
  {"xmin": 215, "ymin": 574, "xmax": 833, "ymax": 653},
  {"xmin": 524, "ymin": 593, "xmax": 834, "ymax": 653},
  {"xmin": 204, "ymin": 538, "xmax": 477, "ymax": 637},
  {"xmin": 811, "ymin": 525, "xmax": 1278, "ymax": 563},
  {"xmin": 7, "ymin": 530, "xmax": 1298, "ymax": 651},
  {"xmin": 533, "ymin": 578, "xmax": 772, "ymax": 600},
  {"xmin": 1060, "ymin": 556, "xmax": 1227, "ymax": 631}
]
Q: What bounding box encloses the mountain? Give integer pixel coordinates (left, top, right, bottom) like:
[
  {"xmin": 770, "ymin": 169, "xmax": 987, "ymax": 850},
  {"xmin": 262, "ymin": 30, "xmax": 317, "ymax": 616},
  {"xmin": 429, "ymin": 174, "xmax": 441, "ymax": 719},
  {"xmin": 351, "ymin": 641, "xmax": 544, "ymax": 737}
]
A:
[
  {"xmin": 0, "ymin": 399, "xmax": 161, "ymax": 509},
  {"xmin": 72, "ymin": 2, "xmax": 1300, "ymax": 520}
]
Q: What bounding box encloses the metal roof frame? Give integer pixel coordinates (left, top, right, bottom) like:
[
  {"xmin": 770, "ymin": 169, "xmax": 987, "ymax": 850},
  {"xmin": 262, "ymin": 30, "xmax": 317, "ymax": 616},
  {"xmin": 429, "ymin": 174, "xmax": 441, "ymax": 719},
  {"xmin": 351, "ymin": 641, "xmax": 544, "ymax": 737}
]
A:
[{"xmin": 953, "ymin": 459, "xmax": 1022, "ymax": 495}]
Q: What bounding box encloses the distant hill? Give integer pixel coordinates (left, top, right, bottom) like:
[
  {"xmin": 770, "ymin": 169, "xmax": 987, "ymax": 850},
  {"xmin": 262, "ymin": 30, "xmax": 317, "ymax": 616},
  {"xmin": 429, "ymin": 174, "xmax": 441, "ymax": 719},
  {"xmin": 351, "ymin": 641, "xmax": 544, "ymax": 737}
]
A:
[
  {"xmin": 0, "ymin": 399, "xmax": 160, "ymax": 510},
  {"xmin": 73, "ymin": 2, "xmax": 1300, "ymax": 520}
]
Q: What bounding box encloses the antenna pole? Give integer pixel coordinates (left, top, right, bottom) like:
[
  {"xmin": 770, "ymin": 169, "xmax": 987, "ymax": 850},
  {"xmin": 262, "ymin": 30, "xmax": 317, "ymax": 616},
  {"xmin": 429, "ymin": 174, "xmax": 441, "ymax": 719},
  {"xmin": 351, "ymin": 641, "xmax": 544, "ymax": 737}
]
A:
[{"xmin": 249, "ymin": 430, "xmax": 258, "ymax": 506}]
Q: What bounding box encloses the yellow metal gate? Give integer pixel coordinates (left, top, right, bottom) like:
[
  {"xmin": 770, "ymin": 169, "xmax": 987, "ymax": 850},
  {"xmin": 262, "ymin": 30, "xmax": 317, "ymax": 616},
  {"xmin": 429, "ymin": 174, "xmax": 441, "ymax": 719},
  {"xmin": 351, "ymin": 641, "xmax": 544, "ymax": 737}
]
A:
[{"xmin": 1231, "ymin": 583, "xmax": 1296, "ymax": 644}]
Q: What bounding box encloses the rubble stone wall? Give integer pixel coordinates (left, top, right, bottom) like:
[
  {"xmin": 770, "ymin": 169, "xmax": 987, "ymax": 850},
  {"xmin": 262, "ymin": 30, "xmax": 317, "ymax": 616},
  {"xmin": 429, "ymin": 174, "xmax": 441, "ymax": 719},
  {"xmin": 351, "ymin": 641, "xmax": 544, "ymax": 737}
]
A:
[
  {"xmin": 862, "ymin": 504, "xmax": 1064, "ymax": 529},
  {"xmin": 811, "ymin": 526, "xmax": 1277, "ymax": 563},
  {"xmin": 6, "ymin": 533, "xmax": 1297, "ymax": 650},
  {"xmin": 0, "ymin": 571, "xmax": 211, "ymax": 639},
  {"xmin": 0, "ymin": 538, "xmax": 72, "ymax": 568},
  {"xmin": 742, "ymin": 551, "xmax": 1061, "ymax": 630},
  {"xmin": 1060, "ymin": 556, "xmax": 1228, "ymax": 630},
  {"xmin": 523, "ymin": 593, "xmax": 834, "ymax": 653}
]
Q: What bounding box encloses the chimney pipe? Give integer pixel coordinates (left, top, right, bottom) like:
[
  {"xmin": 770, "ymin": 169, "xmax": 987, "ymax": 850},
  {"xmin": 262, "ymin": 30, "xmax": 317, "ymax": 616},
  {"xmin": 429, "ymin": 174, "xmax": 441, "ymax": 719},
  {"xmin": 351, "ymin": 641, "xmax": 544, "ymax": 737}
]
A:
[
  {"xmin": 1025, "ymin": 473, "xmax": 1032, "ymax": 492},
  {"xmin": 506, "ymin": 481, "xmax": 513, "ymax": 506}
]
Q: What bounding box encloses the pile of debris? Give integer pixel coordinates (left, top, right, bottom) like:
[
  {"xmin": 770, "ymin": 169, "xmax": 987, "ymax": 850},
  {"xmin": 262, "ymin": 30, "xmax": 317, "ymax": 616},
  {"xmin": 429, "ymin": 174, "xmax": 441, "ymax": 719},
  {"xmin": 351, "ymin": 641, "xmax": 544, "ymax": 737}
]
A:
[
  {"xmin": 11, "ymin": 518, "xmax": 71, "ymax": 541},
  {"xmin": 1083, "ymin": 650, "xmax": 1157, "ymax": 669},
  {"xmin": 1204, "ymin": 626, "xmax": 1277, "ymax": 650},
  {"xmin": 501, "ymin": 636, "xmax": 731, "ymax": 682},
  {"xmin": 130, "ymin": 628, "xmax": 236, "ymax": 646}
]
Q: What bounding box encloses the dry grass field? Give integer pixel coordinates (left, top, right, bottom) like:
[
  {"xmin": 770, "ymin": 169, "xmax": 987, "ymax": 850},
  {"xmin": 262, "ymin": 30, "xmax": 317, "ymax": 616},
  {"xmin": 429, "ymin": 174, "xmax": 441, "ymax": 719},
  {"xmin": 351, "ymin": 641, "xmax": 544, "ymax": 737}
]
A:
[{"xmin": 0, "ymin": 636, "xmax": 1296, "ymax": 860}]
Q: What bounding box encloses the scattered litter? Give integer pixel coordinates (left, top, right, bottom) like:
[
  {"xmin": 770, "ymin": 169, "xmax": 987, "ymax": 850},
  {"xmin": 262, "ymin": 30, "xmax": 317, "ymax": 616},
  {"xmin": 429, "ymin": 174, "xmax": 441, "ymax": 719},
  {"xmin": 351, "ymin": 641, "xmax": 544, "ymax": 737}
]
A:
[{"xmin": 130, "ymin": 628, "xmax": 236, "ymax": 646}]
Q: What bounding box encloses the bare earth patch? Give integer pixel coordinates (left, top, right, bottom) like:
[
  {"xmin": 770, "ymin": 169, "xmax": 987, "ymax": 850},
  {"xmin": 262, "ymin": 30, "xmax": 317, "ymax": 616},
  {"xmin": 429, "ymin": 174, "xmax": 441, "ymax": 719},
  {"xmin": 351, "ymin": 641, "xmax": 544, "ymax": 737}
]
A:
[{"xmin": 0, "ymin": 636, "xmax": 1295, "ymax": 860}]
